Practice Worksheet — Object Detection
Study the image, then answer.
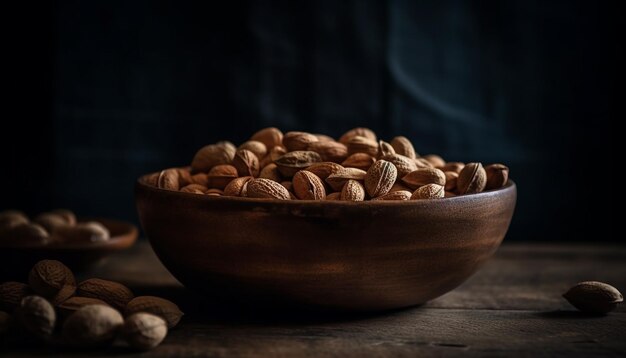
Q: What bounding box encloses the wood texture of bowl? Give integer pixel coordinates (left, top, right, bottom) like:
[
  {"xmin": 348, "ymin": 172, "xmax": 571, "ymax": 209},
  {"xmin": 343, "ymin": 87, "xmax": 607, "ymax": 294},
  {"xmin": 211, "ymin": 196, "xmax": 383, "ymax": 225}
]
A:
[
  {"xmin": 0, "ymin": 218, "xmax": 138, "ymax": 280},
  {"xmin": 135, "ymin": 174, "xmax": 516, "ymax": 311}
]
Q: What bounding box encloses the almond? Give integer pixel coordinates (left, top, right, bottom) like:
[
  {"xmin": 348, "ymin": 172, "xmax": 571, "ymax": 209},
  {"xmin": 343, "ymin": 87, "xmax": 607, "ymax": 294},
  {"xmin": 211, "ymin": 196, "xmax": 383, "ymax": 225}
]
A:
[
  {"xmin": 423, "ymin": 154, "xmax": 446, "ymax": 168},
  {"xmin": 326, "ymin": 192, "xmax": 341, "ymax": 200},
  {"xmin": 157, "ymin": 169, "xmax": 180, "ymax": 191},
  {"xmin": 191, "ymin": 173, "xmax": 209, "ymax": 187},
  {"xmin": 441, "ymin": 162, "xmax": 465, "ymax": 174},
  {"xmin": 238, "ymin": 140, "xmax": 267, "ymax": 159},
  {"xmin": 281, "ymin": 181, "xmax": 293, "ymax": 192},
  {"xmin": 563, "ymin": 281, "xmax": 623, "ymax": 314},
  {"xmin": 17, "ymin": 295, "xmax": 56, "ymax": 337},
  {"xmin": 365, "ymin": 160, "xmax": 397, "ymax": 198},
  {"xmin": 411, "ymin": 184, "xmax": 445, "ymax": 200},
  {"xmin": 145, "ymin": 174, "xmax": 158, "ymax": 187},
  {"xmin": 122, "ymin": 312, "xmax": 168, "ymax": 350},
  {"xmin": 401, "ymin": 168, "xmax": 446, "ymax": 190},
  {"xmin": 414, "ymin": 158, "xmax": 434, "ymax": 168},
  {"xmin": 250, "ymin": 127, "xmax": 283, "ymax": 149},
  {"xmin": 50, "ymin": 209, "xmax": 77, "ymax": 226},
  {"xmin": 125, "ymin": 296, "xmax": 183, "ymax": 329},
  {"xmin": 342, "ymin": 153, "xmax": 376, "ymax": 171},
  {"xmin": 34, "ymin": 213, "xmax": 69, "ymax": 234},
  {"xmin": 283, "ymin": 131, "xmax": 318, "ymax": 151},
  {"xmin": 232, "ymin": 149, "xmax": 260, "ymax": 177},
  {"xmin": 223, "ymin": 176, "xmax": 253, "ymax": 197},
  {"xmin": 340, "ymin": 180, "xmax": 365, "ymax": 201},
  {"xmin": 306, "ymin": 141, "xmax": 348, "ymax": 162},
  {"xmin": 57, "ymin": 297, "xmax": 110, "ymax": 318},
  {"xmin": 305, "ymin": 162, "xmax": 344, "ymax": 180},
  {"xmin": 54, "ymin": 222, "xmax": 110, "ymax": 244},
  {"xmin": 177, "ymin": 168, "xmax": 193, "ymax": 187},
  {"xmin": 314, "ymin": 134, "xmax": 335, "ymax": 142},
  {"xmin": 205, "ymin": 188, "xmax": 224, "ymax": 196},
  {"xmin": 377, "ymin": 140, "xmax": 396, "ymax": 159},
  {"xmin": 247, "ymin": 178, "xmax": 291, "ymax": 200},
  {"xmin": 260, "ymin": 145, "xmax": 287, "ymax": 168},
  {"xmin": 0, "ymin": 281, "xmax": 32, "ymax": 311},
  {"xmin": 63, "ymin": 305, "xmax": 124, "ymax": 346},
  {"xmin": 190, "ymin": 142, "xmax": 236, "ymax": 173},
  {"xmin": 259, "ymin": 163, "xmax": 282, "ymax": 182},
  {"xmin": 382, "ymin": 153, "xmax": 417, "ymax": 177},
  {"xmin": 339, "ymin": 127, "xmax": 377, "ymax": 144},
  {"xmin": 485, "ymin": 163, "xmax": 510, "ymax": 190},
  {"xmin": 180, "ymin": 184, "xmax": 208, "ymax": 194},
  {"xmin": 390, "ymin": 136, "xmax": 416, "ymax": 159},
  {"xmin": 268, "ymin": 146, "xmax": 287, "ymax": 162},
  {"xmin": 275, "ymin": 151, "xmax": 322, "ymax": 177},
  {"xmin": 206, "ymin": 164, "xmax": 238, "ymax": 189},
  {"xmin": 326, "ymin": 168, "xmax": 367, "ymax": 191},
  {"xmin": 457, "ymin": 162, "xmax": 487, "ymax": 194},
  {"xmin": 5, "ymin": 223, "xmax": 50, "ymax": 247},
  {"xmin": 292, "ymin": 171, "xmax": 326, "ymax": 200},
  {"xmin": 28, "ymin": 260, "xmax": 76, "ymax": 305},
  {"xmin": 347, "ymin": 136, "xmax": 379, "ymax": 157},
  {"xmin": 77, "ymin": 278, "xmax": 134, "ymax": 311},
  {"xmin": 0, "ymin": 210, "xmax": 29, "ymax": 230},
  {"xmin": 444, "ymin": 171, "xmax": 459, "ymax": 191}
]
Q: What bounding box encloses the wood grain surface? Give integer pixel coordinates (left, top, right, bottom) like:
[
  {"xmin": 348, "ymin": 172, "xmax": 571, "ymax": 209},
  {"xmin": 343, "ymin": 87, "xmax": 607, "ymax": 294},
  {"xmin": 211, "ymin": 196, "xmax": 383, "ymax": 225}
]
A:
[{"xmin": 2, "ymin": 242, "xmax": 625, "ymax": 357}]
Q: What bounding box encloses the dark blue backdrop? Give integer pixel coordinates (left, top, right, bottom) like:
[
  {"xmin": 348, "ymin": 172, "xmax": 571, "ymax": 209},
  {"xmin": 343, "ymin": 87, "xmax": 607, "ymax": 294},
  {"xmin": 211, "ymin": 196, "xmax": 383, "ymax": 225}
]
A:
[{"xmin": 2, "ymin": 0, "xmax": 618, "ymax": 241}]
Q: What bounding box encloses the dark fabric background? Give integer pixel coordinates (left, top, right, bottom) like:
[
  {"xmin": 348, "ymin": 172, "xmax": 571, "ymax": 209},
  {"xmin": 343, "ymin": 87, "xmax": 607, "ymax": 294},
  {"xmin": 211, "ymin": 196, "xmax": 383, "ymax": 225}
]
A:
[{"xmin": 1, "ymin": 0, "xmax": 618, "ymax": 241}]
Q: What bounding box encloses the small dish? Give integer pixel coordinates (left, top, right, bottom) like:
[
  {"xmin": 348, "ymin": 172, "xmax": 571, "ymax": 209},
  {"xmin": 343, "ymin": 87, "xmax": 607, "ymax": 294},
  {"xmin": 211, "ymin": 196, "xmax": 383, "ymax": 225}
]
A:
[{"xmin": 0, "ymin": 218, "xmax": 138, "ymax": 280}]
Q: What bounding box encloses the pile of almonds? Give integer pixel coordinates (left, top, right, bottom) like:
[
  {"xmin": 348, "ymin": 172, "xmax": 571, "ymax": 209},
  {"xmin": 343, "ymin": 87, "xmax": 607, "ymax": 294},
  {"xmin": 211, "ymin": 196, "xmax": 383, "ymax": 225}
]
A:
[
  {"xmin": 146, "ymin": 127, "xmax": 510, "ymax": 201},
  {"xmin": 0, "ymin": 260, "xmax": 182, "ymax": 351},
  {"xmin": 0, "ymin": 209, "xmax": 110, "ymax": 247}
]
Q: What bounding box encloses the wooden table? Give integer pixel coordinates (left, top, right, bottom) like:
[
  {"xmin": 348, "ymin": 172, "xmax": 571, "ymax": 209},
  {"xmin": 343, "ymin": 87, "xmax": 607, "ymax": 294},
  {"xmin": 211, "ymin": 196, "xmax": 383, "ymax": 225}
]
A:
[{"xmin": 3, "ymin": 242, "xmax": 625, "ymax": 357}]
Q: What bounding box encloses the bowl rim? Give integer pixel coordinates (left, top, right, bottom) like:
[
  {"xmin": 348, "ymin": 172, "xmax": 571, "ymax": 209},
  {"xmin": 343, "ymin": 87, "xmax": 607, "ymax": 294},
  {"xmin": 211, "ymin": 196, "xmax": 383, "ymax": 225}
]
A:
[{"xmin": 136, "ymin": 171, "xmax": 516, "ymax": 207}]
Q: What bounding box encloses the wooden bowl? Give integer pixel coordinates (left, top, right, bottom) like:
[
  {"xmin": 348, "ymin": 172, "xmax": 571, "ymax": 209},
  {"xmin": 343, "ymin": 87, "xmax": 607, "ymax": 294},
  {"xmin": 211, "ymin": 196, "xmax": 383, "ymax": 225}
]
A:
[
  {"xmin": 135, "ymin": 174, "xmax": 516, "ymax": 311},
  {"xmin": 0, "ymin": 218, "xmax": 138, "ymax": 281}
]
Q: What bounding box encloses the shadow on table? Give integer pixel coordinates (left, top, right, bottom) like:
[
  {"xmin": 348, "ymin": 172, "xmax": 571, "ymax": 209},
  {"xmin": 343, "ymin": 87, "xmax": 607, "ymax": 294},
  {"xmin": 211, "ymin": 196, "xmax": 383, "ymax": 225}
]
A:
[
  {"xmin": 129, "ymin": 284, "xmax": 424, "ymax": 325},
  {"xmin": 534, "ymin": 310, "xmax": 610, "ymax": 319}
]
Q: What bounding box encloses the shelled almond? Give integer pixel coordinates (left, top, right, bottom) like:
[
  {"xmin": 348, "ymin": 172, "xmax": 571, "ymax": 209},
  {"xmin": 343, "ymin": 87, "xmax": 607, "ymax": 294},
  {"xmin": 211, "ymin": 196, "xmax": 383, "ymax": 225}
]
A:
[{"xmin": 147, "ymin": 127, "xmax": 510, "ymax": 201}]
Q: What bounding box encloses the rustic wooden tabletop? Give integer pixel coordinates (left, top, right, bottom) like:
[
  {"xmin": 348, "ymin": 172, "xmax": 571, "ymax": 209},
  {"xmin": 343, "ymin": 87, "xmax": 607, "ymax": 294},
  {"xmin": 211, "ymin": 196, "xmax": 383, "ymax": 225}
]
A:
[{"xmin": 2, "ymin": 242, "xmax": 625, "ymax": 357}]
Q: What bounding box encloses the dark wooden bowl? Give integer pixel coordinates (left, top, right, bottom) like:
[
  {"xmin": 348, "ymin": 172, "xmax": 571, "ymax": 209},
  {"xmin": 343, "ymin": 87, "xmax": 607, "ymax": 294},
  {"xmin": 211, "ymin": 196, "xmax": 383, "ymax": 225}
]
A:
[
  {"xmin": 135, "ymin": 174, "xmax": 516, "ymax": 311},
  {"xmin": 0, "ymin": 218, "xmax": 138, "ymax": 281}
]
